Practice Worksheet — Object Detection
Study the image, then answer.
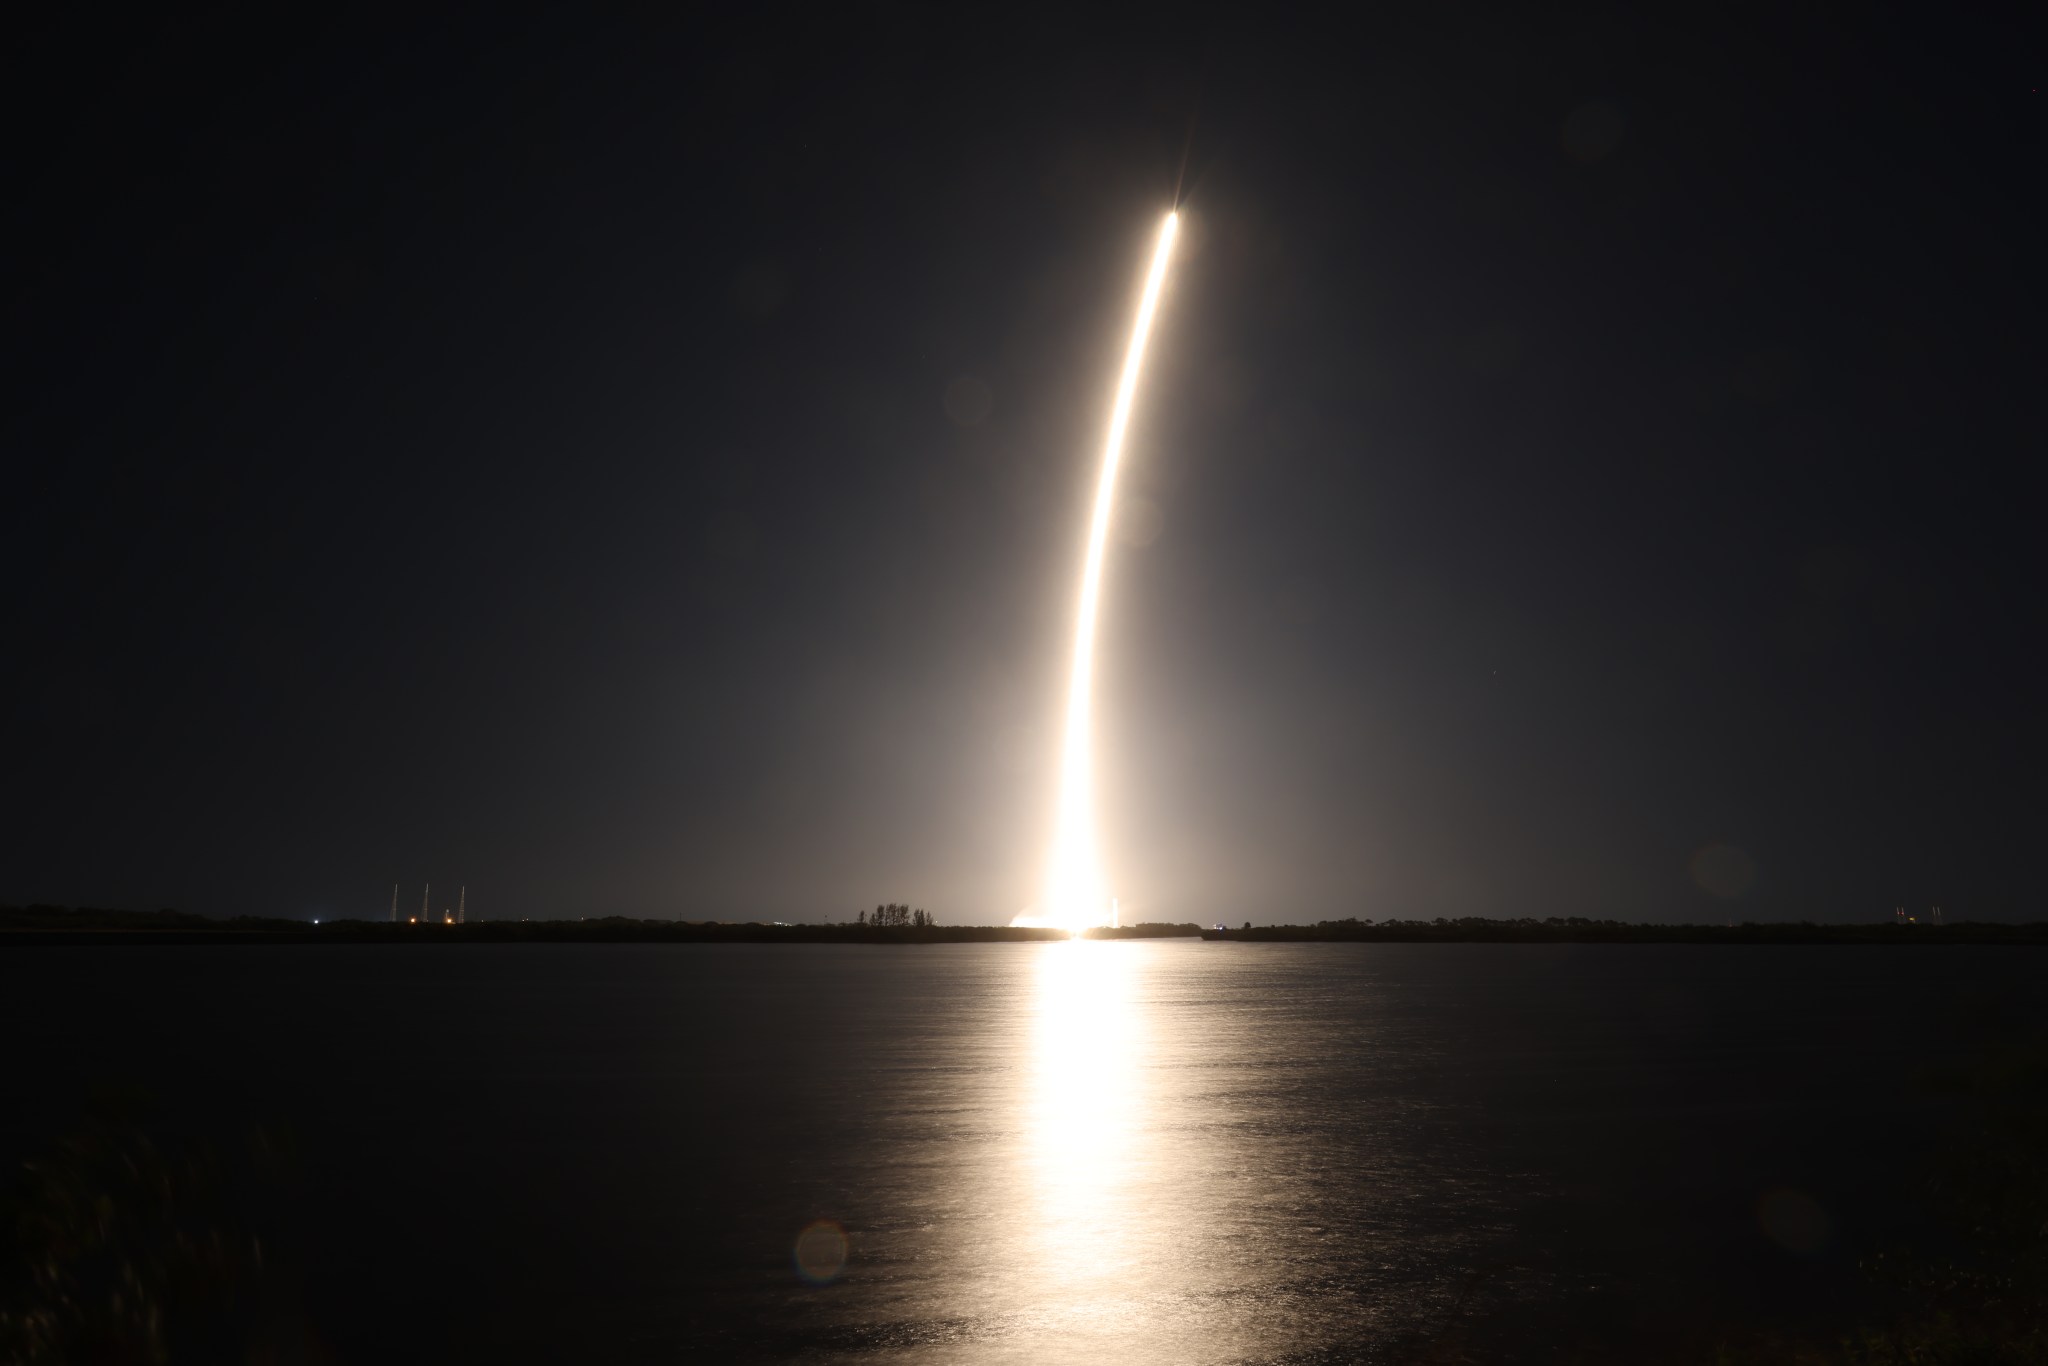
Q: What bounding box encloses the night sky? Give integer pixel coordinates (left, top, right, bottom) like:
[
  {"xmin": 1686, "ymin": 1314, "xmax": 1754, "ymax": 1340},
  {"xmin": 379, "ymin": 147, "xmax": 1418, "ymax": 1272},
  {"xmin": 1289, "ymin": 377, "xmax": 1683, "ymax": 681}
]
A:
[{"xmin": 8, "ymin": 9, "xmax": 2041, "ymax": 925}]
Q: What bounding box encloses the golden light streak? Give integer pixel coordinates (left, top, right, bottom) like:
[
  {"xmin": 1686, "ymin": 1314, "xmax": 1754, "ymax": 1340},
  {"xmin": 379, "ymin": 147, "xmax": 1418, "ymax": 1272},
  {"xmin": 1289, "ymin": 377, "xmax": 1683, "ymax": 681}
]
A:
[{"xmin": 1043, "ymin": 212, "xmax": 1180, "ymax": 935}]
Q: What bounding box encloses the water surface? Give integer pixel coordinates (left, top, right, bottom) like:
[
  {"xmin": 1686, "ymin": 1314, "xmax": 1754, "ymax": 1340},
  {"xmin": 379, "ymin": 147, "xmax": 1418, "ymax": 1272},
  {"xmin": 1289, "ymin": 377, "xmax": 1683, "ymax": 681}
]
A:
[{"xmin": 2, "ymin": 940, "xmax": 2034, "ymax": 1362}]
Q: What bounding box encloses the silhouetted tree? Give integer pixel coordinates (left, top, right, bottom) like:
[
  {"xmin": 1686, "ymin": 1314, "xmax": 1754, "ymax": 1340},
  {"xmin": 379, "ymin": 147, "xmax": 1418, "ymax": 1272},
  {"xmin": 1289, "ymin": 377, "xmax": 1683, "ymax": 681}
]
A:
[{"xmin": 0, "ymin": 1107, "xmax": 286, "ymax": 1364}]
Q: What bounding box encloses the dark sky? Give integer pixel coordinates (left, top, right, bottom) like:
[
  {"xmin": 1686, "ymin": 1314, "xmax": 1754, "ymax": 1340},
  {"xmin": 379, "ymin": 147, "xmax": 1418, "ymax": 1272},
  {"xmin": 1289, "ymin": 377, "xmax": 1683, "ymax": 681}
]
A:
[{"xmin": 8, "ymin": 8, "xmax": 2041, "ymax": 924}]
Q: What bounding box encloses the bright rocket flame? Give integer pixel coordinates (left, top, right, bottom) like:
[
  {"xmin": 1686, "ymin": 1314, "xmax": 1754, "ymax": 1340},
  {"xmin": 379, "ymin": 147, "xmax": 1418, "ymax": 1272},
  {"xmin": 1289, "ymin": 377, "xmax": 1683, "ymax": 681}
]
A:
[{"xmin": 1041, "ymin": 212, "xmax": 1180, "ymax": 935}]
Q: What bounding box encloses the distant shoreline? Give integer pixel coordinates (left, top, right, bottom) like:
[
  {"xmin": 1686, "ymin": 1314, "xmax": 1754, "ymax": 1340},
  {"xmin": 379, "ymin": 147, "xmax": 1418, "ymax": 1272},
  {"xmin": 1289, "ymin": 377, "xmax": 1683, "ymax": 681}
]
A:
[
  {"xmin": 0, "ymin": 909, "xmax": 1195, "ymax": 946},
  {"xmin": 3, "ymin": 907, "xmax": 2044, "ymax": 946},
  {"xmin": 1199, "ymin": 919, "xmax": 2048, "ymax": 945}
]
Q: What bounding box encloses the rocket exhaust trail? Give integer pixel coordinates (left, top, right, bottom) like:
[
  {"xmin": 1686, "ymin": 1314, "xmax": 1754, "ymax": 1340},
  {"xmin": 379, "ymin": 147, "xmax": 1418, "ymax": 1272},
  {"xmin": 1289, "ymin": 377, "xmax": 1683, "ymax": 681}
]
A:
[{"xmin": 1044, "ymin": 212, "xmax": 1180, "ymax": 934}]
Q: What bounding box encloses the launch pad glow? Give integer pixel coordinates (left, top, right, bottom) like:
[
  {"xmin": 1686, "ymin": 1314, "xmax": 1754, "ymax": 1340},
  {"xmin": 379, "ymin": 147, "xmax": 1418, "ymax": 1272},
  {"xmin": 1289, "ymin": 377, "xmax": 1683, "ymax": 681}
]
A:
[{"xmin": 1039, "ymin": 212, "xmax": 1180, "ymax": 935}]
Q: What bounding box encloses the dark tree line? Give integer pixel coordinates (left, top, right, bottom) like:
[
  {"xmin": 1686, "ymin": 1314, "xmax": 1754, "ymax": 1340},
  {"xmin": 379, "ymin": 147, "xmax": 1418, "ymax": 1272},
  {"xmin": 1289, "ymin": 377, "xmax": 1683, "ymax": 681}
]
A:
[
  {"xmin": 1201, "ymin": 916, "xmax": 2048, "ymax": 944},
  {"xmin": 859, "ymin": 904, "xmax": 928, "ymax": 928}
]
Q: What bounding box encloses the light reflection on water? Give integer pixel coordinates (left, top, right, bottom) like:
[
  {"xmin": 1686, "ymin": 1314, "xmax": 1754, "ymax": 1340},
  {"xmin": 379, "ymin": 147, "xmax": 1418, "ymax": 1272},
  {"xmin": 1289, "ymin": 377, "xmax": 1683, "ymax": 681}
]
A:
[
  {"xmin": 816, "ymin": 940, "xmax": 1480, "ymax": 1364},
  {"xmin": 770, "ymin": 941, "xmax": 2025, "ymax": 1365},
  {"xmin": 1024, "ymin": 941, "xmax": 1146, "ymax": 1301}
]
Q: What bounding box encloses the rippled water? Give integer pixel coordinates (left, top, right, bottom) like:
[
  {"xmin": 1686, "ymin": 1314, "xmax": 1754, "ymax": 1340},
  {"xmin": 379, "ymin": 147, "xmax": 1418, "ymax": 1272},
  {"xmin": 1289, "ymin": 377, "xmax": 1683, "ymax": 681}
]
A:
[{"xmin": 2, "ymin": 941, "xmax": 2036, "ymax": 1362}]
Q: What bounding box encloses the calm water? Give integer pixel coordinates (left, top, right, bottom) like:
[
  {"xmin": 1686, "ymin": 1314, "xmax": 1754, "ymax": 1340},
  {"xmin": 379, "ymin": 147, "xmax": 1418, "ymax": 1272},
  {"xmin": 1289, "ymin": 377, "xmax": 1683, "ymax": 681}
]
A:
[{"xmin": 2, "ymin": 941, "xmax": 2037, "ymax": 1362}]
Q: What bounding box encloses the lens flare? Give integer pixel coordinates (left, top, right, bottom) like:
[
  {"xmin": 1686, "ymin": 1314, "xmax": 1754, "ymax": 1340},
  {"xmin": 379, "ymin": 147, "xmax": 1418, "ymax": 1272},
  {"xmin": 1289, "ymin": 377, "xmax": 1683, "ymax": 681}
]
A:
[{"xmin": 1040, "ymin": 212, "xmax": 1180, "ymax": 935}]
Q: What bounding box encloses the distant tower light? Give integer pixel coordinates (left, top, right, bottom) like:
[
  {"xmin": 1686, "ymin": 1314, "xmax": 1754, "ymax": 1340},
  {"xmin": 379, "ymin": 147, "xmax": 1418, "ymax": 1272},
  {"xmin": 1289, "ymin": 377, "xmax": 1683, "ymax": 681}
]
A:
[
  {"xmin": 457, "ymin": 886, "xmax": 466, "ymax": 925},
  {"xmin": 390, "ymin": 884, "xmax": 398, "ymax": 923},
  {"xmin": 422, "ymin": 883, "xmax": 430, "ymax": 924}
]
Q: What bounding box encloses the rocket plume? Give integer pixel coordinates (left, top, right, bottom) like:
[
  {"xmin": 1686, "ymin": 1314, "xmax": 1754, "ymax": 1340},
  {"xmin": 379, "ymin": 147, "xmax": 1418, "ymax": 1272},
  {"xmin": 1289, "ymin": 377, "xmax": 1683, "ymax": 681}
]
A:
[{"xmin": 1042, "ymin": 212, "xmax": 1180, "ymax": 934}]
